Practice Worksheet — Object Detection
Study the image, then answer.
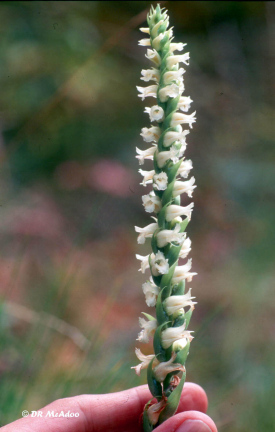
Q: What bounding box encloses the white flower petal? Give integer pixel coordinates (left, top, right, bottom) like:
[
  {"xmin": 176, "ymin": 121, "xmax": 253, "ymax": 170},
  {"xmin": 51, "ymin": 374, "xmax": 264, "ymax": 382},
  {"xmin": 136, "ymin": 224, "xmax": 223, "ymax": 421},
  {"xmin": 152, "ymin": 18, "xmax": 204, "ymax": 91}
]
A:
[
  {"xmin": 142, "ymin": 192, "xmax": 162, "ymax": 213},
  {"xmin": 136, "ymin": 254, "xmax": 151, "ymax": 273},
  {"xmin": 158, "ymin": 83, "xmax": 182, "ymax": 103},
  {"xmin": 153, "ymin": 172, "xmax": 168, "ymax": 190},
  {"xmin": 178, "ymin": 159, "xmax": 193, "ymax": 178},
  {"xmin": 140, "ymin": 126, "xmax": 161, "ymax": 142},
  {"xmin": 138, "ymin": 38, "xmax": 151, "ymax": 46},
  {"xmin": 161, "ymin": 323, "xmax": 194, "ymax": 349},
  {"xmin": 179, "ymin": 237, "xmax": 192, "ymax": 259},
  {"xmin": 169, "ymin": 42, "xmax": 187, "ymax": 52},
  {"xmin": 171, "ymin": 259, "xmax": 197, "ymax": 285},
  {"xmin": 147, "ymin": 105, "xmax": 165, "ymax": 122},
  {"xmin": 171, "ymin": 111, "xmax": 196, "ymax": 128},
  {"xmin": 163, "ymin": 68, "xmax": 185, "ymax": 85},
  {"xmin": 173, "ymin": 177, "xmax": 196, "ymax": 198},
  {"xmin": 135, "ymin": 145, "xmax": 156, "ymax": 165},
  {"xmin": 135, "ymin": 222, "xmax": 158, "ymax": 244},
  {"xmin": 137, "ymin": 85, "xmax": 158, "ymax": 101},
  {"xmin": 163, "ymin": 129, "xmax": 189, "ymax": 147},
  {"xmin": 166, "ymin": 53, "xmax": 190, "ymax": 68},
  {"xmin": 145, "ymin": 49, "xmax": 161, "ymax": 66},
  {"xmin": 140, "ymin": 27, "xmax": 150, "ymax": 34},
  {"xmin": 153, "ymin": 352, "xmax": 185, "ymax": 382},
  {"xmin": 151, "ymin": 251, "xmax": 169, "ymax": 276},
  {"xmin": 137, "ymin": 317, "xmax": 157, "ymax": 343},
  {"xmin": 164, "ymin": 288, "xmax": 197, "ymax": 315},
  {"xmin": 131, "ymin": 348, "xmax": 156, "ymax": 376},
  {"xmin": 141, "ymin": 68, "xmax": 160, "ymax": 82},
  {"xmin": 178, "ymin": 96, "xmax": 193, "ymax": 112},
  {"xmin": 142, "ymin": 280, "xmax": 159, "ymax": 307},
  {"xmin": 166, "ymin": 203, "xmax": 194, "ymax": 222},
  {"xmin": 147, "ymin": 399, "xmax": 166, "ymax": 426},
  {"xmin": 156, "ymin": 224, "xmax": 186, "ymax": 248},
  {"xmin": 139, "ymin": 169, "xmax": 155, "ymax": 186}
]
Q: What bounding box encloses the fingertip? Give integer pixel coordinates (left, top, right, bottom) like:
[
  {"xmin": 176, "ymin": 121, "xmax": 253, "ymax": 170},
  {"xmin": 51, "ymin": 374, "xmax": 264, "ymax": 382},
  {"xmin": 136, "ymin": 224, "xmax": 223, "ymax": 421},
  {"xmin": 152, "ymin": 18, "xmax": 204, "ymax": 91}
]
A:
[
  {"xmin": 155, "ymin": 411, "xmax": 217, "ymax": 432},
  {"xmin": 177, "ymin": 382, "xmax": 208, "ymax": 414}
]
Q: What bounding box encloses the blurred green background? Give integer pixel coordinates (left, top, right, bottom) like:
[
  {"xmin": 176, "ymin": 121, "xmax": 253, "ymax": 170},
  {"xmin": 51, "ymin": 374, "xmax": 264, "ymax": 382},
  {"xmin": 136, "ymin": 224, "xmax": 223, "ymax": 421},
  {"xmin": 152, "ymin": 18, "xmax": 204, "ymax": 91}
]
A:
[{"xmin": 0, "ymin": 1, "xmax": 274, "ymax": 430}]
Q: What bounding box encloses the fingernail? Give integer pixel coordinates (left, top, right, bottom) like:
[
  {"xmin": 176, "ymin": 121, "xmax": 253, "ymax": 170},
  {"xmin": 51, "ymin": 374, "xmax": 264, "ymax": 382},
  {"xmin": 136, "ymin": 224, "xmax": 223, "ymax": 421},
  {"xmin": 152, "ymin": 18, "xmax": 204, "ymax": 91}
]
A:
[{"xmin": 175, "ymin": 419, "xmax": 212, "ymax": 432}]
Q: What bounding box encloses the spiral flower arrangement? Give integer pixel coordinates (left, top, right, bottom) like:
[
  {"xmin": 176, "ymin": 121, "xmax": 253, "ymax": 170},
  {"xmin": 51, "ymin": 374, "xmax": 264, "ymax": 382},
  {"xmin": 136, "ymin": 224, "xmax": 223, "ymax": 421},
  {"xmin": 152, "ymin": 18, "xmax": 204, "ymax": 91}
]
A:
[{"xmin": 132, "ymin": 5, "xmax": 197, "ymax": 430}]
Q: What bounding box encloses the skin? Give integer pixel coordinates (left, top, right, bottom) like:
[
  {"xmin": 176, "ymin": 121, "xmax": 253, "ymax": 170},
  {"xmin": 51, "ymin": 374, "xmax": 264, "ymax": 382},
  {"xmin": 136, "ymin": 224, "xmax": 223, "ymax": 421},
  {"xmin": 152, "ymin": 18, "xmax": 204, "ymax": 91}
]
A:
[{"xmin": 2, "ymin": 383, "xmax": 218, "ymax": 432}]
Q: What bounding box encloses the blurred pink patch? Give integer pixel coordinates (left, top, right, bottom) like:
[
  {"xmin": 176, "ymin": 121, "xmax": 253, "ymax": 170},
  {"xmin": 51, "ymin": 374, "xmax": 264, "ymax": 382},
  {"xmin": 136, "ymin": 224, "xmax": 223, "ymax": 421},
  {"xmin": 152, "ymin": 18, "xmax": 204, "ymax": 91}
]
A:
[
  {"xmin": 7, "ymin": 192, "xmax": 65, "ymax": 240},
  {"xmin": 86, "ymin": 159, "xmax": 135, "ymax": 197}
]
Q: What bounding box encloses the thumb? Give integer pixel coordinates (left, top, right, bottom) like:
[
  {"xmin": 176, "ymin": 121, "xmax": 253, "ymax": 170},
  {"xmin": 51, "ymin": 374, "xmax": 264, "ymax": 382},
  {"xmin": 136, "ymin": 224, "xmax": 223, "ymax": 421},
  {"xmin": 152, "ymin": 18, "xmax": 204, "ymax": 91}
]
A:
[{"xmin": 154, "ymin": 411, "xmax": 218, "ymax": 432}]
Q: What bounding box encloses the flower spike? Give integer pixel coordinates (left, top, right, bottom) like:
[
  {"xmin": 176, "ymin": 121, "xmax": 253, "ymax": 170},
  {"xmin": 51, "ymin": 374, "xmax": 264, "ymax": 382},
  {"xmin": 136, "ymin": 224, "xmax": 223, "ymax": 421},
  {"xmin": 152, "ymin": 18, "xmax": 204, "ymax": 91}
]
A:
[{"xmin": 132, "ymin": 5, "xmax": 197, "ymax": 430}]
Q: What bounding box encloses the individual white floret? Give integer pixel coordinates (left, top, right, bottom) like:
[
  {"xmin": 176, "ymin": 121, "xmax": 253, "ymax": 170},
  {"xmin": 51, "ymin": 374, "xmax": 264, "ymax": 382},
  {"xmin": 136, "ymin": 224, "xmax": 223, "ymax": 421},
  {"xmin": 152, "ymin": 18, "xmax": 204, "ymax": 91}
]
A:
[
  {"xmin": 137, "ymin": 317, "xmax": 157, "ymax": 343},
  {"xmin": 166, "ymin": 53, "xmax": 190, "ymax": 68},
  {"xmin": 178, "ymin": 96, "xmax": 193, "ymax": 112},
  {"xmin": 142, "ymin": 279, "xmax": 159, "ymax": 307},
  {"xmin": 178, "ymin": 159, "xmax": 193, "ymax": 178},
  {"xmin": 142, "ymin": 191, "xmax": 162, "ymax": 213},
  {"xmin": 161, "ymin": 322, "xmax": 194, "ymax": 349},
  {"xmin": 147, "ymin": 399, "xmax": 166, "ymax": 426},
  {"xmin": 145, "ymin": 49, "xmax": 161, "ymax": 66},
  {"xmin": 171, "ymin": 259, "xmax": 197, "ymax": 284},
  {"xmin": 153, "ymin": 172, "xmax": 168, "ymax": 190},
  {"xmin": 169, "ymin": 42, "xmax": 187, "ymax": 52},
  {"xmin": 158, "ymin": 83, "xmax": 182, "ymax": 103},
  {"xmin": 179, "ymin": 237, "xmax": 192, "ymax": 259},
  {"xmin": 173, "ymin": 177, "xmax": 196, "ymax": 198},
  {"xmin": 139, "ymin": 169, "xmax": 155, "ymax": 186},
  {"xmin": 164, "ymin": 288, "xmax": 197, "ymax": 315},
  {"xmin": 139, "ymin": 27, "xmax": 150, "ymax": 34},
  {"xmin": 144, "ymin": 105, "xmax": 164, "ymax": 122},
  {"xmin": 151, "ymin": 251, "xmax": 169, "ymax": 276},
  {"xmin": 131, "ymin": 348, "xmax": 156, "ymax": 376},
  {"xmin": 156, "ymin": 144, "xmax": 186, "ymax": 168},
  {"xmin": 135, "ymin": 222, "xmax": 158, "ymax": 244},
  {"xmin": 163, "ymin": 68, "xmax": 185, "ymax": 85},
  {"xmin": 171, "ymin": 111, "xmax": 196, "ymax": 128},
  {"xmin": 166, "ymin": 203, "xmax": 194, "ymax": 222},
  {"xmin": 137, "ymin": 85, "xmax": 158, "ymax": 101},
  {"xmin": 153, "ymin": 352, "xmax": 185, "ymax": 382},
  {"xmin": 136, "ymin": 253, "xmax": 151, "ymax": 273},
  {"xmin": 138, "ymin": 38, "xmax": 151, "ymax": 46},
  {"xmin": 156, "ymin": 224, "xmax": 186, "ymax": 248},
  {"xmin": 163, "ymin": 128, "xmax": 189, "ymax": 147},
  {"xmin": 140, "ymin": 126, "xmax": 161, "ymax": 142},
  {"xmin": 140, "ymin": 68, "xmax": 160, "ymax": 82},
  {"xmin": 175, "ymin": 141, "xmax": 187, "ymax": 159},
  {"xmin": 136, "ymin": 145, "xmax": 157, "ymax": 165}
]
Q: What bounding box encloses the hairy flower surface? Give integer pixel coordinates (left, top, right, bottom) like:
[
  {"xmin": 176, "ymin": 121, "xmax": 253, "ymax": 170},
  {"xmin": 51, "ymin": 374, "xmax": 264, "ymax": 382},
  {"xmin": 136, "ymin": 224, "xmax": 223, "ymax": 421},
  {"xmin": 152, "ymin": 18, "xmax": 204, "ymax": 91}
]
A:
[{"xmin": 132, "ymin": 5, "xmax": 197, "ymax": 430}]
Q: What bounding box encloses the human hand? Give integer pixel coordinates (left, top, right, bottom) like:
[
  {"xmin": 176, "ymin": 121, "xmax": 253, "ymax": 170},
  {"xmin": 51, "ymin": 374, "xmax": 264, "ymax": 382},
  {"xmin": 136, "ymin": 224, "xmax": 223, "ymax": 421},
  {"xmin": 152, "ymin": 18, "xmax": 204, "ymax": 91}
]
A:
[{"xmin": 2, "ymin": 383, "xmax": 217, "ymax": 432}]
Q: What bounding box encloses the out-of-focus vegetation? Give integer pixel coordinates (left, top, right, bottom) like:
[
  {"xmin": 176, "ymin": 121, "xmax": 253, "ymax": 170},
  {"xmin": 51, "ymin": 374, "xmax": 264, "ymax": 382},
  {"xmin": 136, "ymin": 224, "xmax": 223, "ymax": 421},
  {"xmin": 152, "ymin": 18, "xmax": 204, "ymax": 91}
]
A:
[{"xmin": 0, "ymin": 1, "xmax": 274, "ymax": 430}]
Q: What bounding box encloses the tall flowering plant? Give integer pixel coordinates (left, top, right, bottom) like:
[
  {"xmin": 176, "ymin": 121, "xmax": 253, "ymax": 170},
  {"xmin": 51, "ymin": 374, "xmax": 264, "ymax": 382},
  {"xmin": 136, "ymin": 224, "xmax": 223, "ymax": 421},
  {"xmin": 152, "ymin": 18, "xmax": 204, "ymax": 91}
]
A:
[{"xmin": 132, "ymin": 5, "xmax": 197, "ymax": 430}]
